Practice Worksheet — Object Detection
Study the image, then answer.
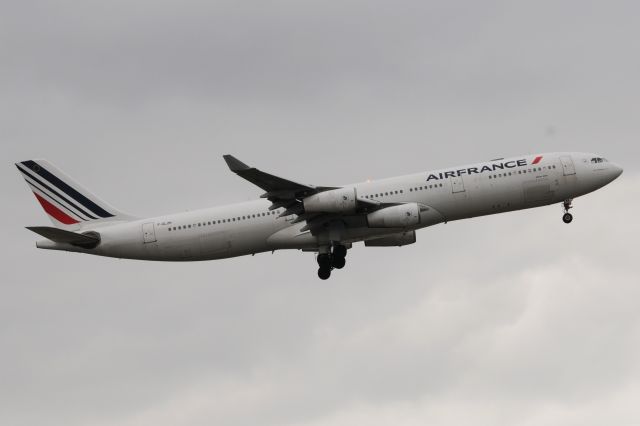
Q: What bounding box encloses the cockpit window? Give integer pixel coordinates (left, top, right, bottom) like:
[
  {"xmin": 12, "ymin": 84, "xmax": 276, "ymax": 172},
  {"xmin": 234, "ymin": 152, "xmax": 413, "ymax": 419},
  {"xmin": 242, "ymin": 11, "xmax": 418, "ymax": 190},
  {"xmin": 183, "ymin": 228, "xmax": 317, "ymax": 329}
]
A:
[{"xmin": 590, "ymin": 157, "xmax": 608, "ymax": 163}]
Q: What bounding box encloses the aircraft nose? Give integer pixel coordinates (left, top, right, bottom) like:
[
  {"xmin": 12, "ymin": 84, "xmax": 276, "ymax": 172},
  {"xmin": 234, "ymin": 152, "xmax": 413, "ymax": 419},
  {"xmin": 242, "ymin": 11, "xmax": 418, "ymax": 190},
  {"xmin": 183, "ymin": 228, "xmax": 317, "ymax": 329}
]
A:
[{"xmin": 611, "ymin": 163, "xmax": 623, "ymax": 179}]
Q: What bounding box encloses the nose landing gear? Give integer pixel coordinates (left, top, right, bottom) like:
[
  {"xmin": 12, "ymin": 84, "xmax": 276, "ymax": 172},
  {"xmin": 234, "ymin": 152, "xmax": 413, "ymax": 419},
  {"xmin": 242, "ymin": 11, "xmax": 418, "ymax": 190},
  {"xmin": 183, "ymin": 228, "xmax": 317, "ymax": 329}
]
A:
[
  {"xmin": 316, "ymin": 244, "xmax": 348, "ymax": 280},
  {"xmin": 562, "ymin": 199, "xmax": 573, "ymax": 224}
]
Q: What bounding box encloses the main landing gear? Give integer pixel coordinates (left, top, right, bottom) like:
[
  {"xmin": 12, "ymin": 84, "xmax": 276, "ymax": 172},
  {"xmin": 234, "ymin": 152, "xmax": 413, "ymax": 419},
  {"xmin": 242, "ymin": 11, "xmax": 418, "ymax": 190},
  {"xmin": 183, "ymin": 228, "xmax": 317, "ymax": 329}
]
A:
[
  {"xmin": 317, "ymin": 244, "xmax": 348, "ymax": 280},
  {"xmin": 562, "ymin": 199, "xmax": 573, "ymax": 224}
]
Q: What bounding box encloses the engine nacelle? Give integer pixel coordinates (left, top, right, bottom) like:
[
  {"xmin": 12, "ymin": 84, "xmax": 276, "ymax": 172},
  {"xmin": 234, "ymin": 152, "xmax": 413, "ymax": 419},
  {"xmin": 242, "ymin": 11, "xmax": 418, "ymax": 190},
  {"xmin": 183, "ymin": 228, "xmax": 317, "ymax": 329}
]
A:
[
  {"xmin": 303, "ymin": 187, "xmax": 357, "ymax": 214},
  {"xmin": 365, "ymin": 231, "xmax": 416, "ymax": 247},
  {"xmin": 367, "ymin": 203, "xmax": 420, "ymax": 228}
]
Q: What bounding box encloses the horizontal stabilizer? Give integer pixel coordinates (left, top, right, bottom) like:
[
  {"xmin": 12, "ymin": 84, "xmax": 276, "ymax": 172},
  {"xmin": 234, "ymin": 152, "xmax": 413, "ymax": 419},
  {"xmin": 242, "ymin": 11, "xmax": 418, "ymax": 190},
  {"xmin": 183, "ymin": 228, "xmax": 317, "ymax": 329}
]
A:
[{"xmin": 26, "ymin": 226, "xmax": 100, "ymax": 248}]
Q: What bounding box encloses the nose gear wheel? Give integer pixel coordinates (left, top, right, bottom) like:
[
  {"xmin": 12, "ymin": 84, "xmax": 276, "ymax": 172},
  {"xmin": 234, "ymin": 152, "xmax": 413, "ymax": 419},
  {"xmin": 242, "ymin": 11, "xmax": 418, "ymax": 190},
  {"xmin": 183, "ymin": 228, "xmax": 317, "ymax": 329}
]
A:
[{"xmin": 562, "ymin": 199, "xmax": 574, "ymax": 224}]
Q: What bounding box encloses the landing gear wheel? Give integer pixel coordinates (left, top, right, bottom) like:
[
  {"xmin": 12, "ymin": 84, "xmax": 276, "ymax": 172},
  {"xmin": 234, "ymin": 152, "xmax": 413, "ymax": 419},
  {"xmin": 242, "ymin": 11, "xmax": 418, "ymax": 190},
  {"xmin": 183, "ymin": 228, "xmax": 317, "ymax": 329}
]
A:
[
  {"xmin": 317, "ymin": 254, "xmax": 332, "ymax": 269},
  {"xmin": 332, "ymin": 256, "xmax": 346, "ymax": 269},
  {"xmin": 332, "ymin": 245, "xmax": 347, "ymax": 259},
  {"xmin": 318, "ymin": 267, "xmax": 331, "ymax": 280},
  {"xmin": 562, "ymin": 199, "xmax": 574, "ymax": 224}
]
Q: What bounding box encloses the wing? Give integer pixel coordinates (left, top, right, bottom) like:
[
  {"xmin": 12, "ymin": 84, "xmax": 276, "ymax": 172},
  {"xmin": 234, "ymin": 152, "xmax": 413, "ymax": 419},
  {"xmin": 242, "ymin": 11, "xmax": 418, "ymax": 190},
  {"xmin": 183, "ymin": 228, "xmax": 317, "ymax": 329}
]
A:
[
  {"xmin": 223, "ymin": 155, "xmax": 385, "ymax": 232},
  {"xmin": 223, "ymin": 154, "xmax": 332, "ymax": 199}
]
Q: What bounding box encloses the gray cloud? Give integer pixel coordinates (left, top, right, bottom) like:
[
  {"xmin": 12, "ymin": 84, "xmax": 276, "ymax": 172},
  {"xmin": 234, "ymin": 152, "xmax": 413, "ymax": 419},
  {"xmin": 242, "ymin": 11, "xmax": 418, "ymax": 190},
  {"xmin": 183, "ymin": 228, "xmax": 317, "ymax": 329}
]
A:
[{"xmin": 1, "ymin": 1, "xmax": 638, "ymax": 425}]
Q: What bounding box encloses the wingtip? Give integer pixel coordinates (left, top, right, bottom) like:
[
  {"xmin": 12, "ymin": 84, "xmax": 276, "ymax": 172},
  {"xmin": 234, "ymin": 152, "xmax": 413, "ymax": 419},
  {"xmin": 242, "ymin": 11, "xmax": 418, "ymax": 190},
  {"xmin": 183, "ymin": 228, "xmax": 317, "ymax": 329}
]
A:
[{"xmin": 223, "ymin": 155, "xmax": 251, "ymax": 172}]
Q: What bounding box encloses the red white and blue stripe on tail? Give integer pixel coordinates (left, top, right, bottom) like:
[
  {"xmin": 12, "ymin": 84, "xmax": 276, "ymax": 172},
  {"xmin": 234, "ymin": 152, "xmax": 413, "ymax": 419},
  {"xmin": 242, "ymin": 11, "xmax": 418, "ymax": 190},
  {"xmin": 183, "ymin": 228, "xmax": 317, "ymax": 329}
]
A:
[{"xmin": 15, "ymin": 159, "xmax": 129, "ymax": 229}]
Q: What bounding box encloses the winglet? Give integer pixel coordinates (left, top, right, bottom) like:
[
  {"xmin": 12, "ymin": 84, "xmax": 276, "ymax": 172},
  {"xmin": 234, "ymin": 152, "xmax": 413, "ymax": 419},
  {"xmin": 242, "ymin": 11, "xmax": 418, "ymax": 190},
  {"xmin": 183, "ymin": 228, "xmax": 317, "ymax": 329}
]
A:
[{"xmin": 223, "ymin": 155, "xmax": 251, "ymax": 172}]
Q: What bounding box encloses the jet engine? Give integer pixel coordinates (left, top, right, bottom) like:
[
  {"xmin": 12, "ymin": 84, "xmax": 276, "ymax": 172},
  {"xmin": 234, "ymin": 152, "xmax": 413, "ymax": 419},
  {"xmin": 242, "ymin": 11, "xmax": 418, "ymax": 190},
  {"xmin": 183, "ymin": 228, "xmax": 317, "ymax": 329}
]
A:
[
  {"xmin": 303, "ymin": 187, "xmax": 357, "ymax": 214},
  {"xmin": 367, "ymin": 203, "xmax": 420, "ymax": 228},
  {"xmin": 365, "ymin": 231, "xmax": 416, "ymax": 247}
]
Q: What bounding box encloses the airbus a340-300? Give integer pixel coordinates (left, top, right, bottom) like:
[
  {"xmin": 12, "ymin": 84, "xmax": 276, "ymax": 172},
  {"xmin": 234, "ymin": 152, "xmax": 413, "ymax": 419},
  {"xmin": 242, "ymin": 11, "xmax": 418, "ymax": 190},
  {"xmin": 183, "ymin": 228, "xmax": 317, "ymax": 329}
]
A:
[{"xmin": 16, "ymin": 153, "xmax": 622, "ymax": 279}]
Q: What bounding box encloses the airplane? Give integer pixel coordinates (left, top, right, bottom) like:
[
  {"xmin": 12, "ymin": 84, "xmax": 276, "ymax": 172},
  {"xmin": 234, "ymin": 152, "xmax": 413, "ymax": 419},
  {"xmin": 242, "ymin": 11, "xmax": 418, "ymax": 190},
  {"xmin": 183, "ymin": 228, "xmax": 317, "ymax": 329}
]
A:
[{"xmin": 15, "ymin": 152, "xmax": 622, "ymax": 279}]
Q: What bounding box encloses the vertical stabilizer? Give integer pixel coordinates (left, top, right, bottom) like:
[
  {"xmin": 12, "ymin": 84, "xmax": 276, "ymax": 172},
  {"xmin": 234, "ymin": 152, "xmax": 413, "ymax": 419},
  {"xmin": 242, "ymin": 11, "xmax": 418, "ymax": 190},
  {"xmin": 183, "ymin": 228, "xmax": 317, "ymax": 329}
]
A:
[{"xmin": 15, "ymin": 159, "xmax": 135, "ymax": 230}]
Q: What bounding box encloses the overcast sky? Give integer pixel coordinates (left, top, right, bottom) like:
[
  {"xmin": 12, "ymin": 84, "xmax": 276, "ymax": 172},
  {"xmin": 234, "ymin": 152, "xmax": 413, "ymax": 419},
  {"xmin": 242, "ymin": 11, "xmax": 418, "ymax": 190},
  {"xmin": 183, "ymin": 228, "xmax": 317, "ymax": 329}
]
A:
[{"xmin": 1, "ymin": 1, "xmax": 639, "ymax": 425}]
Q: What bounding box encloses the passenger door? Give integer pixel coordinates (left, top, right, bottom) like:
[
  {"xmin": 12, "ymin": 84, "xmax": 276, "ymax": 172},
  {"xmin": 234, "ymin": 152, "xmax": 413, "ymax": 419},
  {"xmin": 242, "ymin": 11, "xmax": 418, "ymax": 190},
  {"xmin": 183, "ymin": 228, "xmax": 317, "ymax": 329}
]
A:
[
  {"xmin": 142, "ymin": 222, "xmax": 157, "ymax": 243},
  {"xmin": 450, "ymin": 175, "xmax": 465, "ymax": 193},
  {"xmin": 560, "ymin": 155, "xmax": 576, "ymax": 176}
]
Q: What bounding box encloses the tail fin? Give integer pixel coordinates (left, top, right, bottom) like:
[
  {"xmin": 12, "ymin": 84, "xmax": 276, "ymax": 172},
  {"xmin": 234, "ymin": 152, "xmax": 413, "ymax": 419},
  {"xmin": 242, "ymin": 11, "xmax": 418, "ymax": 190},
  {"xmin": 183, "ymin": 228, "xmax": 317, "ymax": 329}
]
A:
[{"xmin": 15, "ymin": 159, "xmax": 135, "ymax": 230}]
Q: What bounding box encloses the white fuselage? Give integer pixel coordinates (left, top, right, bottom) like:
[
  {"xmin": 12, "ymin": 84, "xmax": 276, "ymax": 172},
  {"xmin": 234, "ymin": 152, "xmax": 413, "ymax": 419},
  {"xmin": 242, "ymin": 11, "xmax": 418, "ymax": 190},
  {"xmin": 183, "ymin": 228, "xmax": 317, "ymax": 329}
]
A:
[{"xmin": 37, "ymin": 152, "xmax": 622, "ymax": 261}]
